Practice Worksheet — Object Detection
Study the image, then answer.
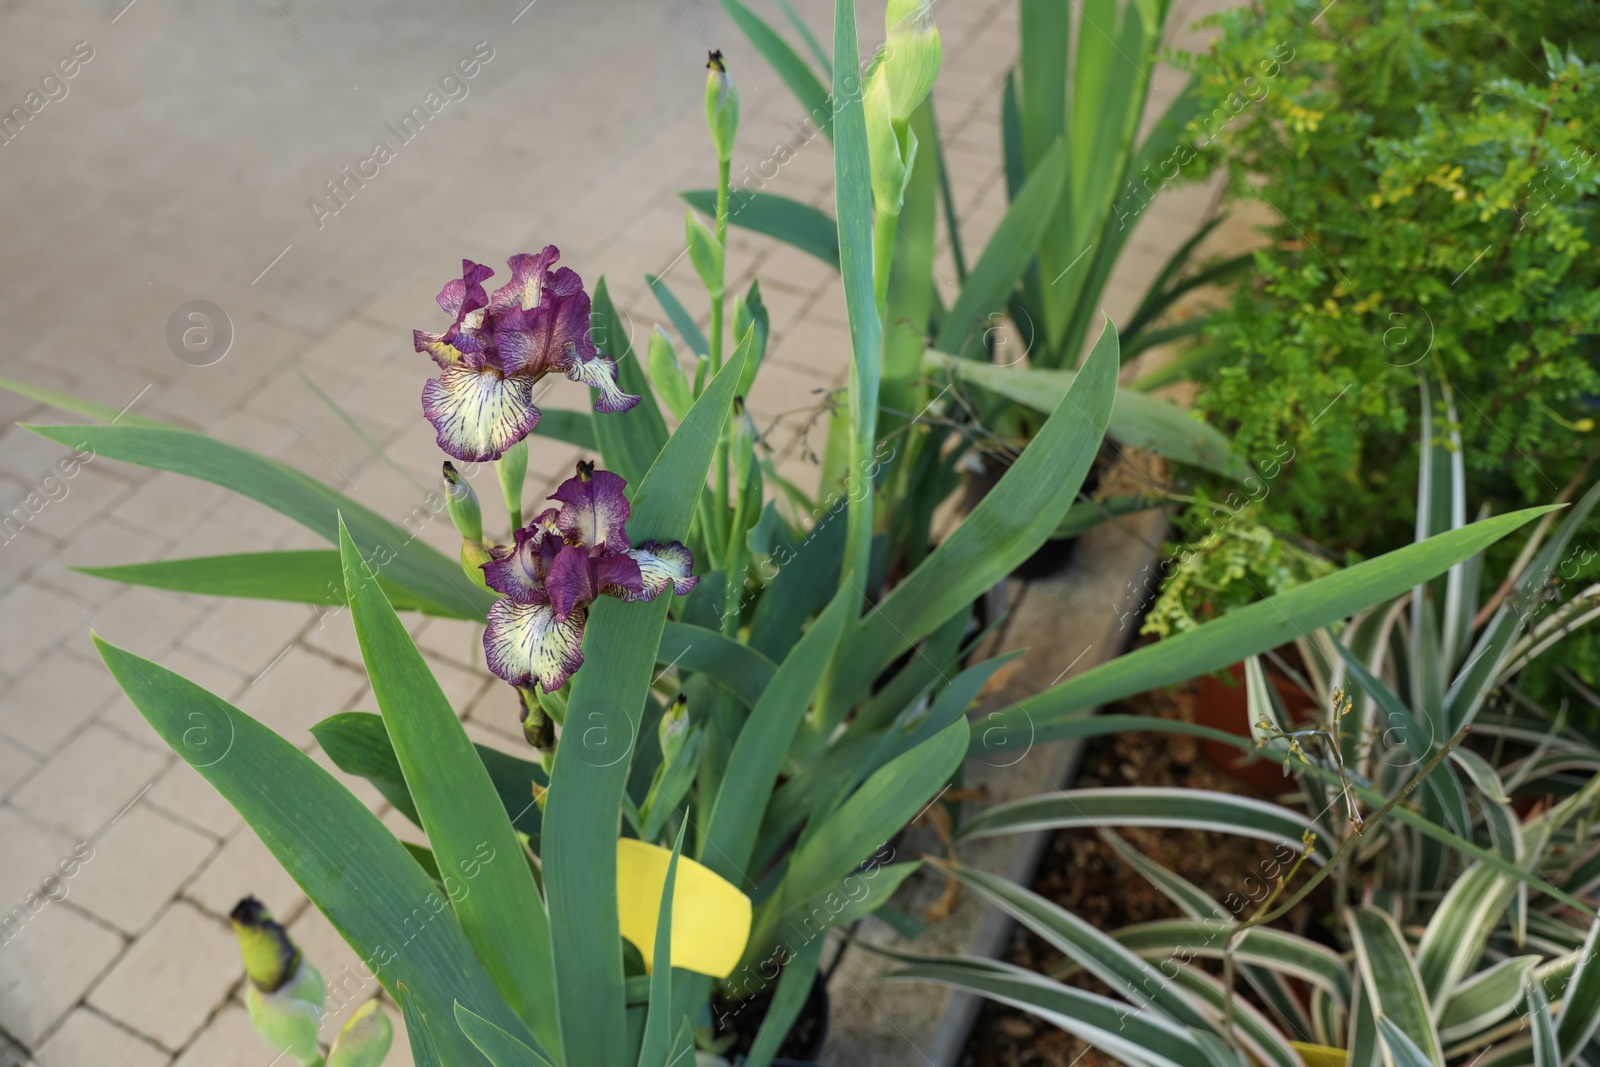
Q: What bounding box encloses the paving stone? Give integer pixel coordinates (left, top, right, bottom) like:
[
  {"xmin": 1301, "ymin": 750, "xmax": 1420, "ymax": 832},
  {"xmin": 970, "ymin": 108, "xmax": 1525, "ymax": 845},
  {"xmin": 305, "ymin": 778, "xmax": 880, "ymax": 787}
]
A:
[
  {"xmin": 0, "ymin": 582, "xmax": 83, "ymax": 679},
  {"xmin": 0, "ymin": 649, "xmax": 118, "ymax": 756},
  {"xmin": 89, "ymin": 902, "xmax": 239, "ymax": 1053},
  {"xmin": 109, "ymin": 472, "xmax": 226, "ymax": 541},
  {"xmin": 10, "ymin": 725, "xmax": 169, "ymax": 840},
  {"xmin": 145, "ymin": 759, "xmax": 240, "ymax": 840},
  {"xmin": 10, "ymin": 466, "xmax": 131, "ymax": 545},
  {"xmin": 180, "ymin": 596, "xmax": 314, "ymax": 680},
  {"xmin": 0, "ymin": 739, "xmax": 36, "ymax": 800},
  {"xmin": 412, "ymin": 615, "xmax": 487, "ymax": 671},
  {"xmin": 85, "ymin": 586, "xmax": 209, "ymax": 664},
  {"xmin": 0, "ymin": 902, "xmax": 124, "ymax": 1047},
  {"xmin": 185, "ymin": 824, "xmax": 305, "ymax": 924},
  {"xmin": 0, "ymin": 808, "xmax": 77, "ymax": 918},
  {"xmin": 170, "ymin": 1002, "xmax": 282, "ymax": 1067},
  {"xmin": 33, "ymin": 1008, "xmax": 172, "ymax": 1067},
  {"xmin": 769, "ymin": 315, "xmax": 854, "ymax": 385},
  {"xmin": 233, "ymin": 647, "xmax": 367, "ymax": 750},
  {"xmin": 69, "ymin": 805, "xmax": 215, "ymax": 935}
]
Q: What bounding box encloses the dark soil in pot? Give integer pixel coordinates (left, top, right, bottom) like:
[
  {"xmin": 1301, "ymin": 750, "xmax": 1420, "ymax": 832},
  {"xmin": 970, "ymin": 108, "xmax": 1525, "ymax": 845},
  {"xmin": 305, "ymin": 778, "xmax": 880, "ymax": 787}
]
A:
[
  {"xmin": 712, "ymin": 968, "xmax": 830, "ymax": 1065},
  {"xmin": 958, "ymin": 681, "xmax": 1334, "ymax": 1067}
]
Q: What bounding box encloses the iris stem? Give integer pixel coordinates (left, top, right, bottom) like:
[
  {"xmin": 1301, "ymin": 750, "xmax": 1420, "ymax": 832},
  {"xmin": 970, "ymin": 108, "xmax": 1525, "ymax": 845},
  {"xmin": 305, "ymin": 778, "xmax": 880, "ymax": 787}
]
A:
[
  {"xmin": 711, "ymin": 155, "xmax": 733, "ymax": 570},
  {"xmin": 872, "ymin": 208, "xmax": 898, "ymax": 327}
]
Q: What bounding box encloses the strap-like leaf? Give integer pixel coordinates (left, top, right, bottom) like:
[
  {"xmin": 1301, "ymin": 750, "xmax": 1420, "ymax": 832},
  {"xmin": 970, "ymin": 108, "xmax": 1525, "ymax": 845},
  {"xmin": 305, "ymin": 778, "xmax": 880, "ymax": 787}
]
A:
[
  {"xmin": 311, "ymin": 712, "xmax": 545, "ymax": 839},
  {"xmin": 925, "ymin": 349, "xmax": 1249, "ymax": 481},
  {"xmin": 1348, "ymin": 907, "xmax": 1442, "ymax": 1065},
  {"xmin": 338, "ymin": 520, "xmax": 558, "ymax": 1050},
  {"xmin": 701, "ymin": 590, "xmax": 850, "ymax": 886},
  {"xmin": 885, "ymin": 952, "xmax": 1211, "ymax": 1067},
  {"xmin": 978, "ymin": 507, "xmax": 1559, "ymax": 755},
  {"xmin": 74, "ymin": 551, "xmax": 456, "ymax": 616},
  {"xmin": 1556, "ymin": 915, "xmax": 1600, "ymax": 1059},
  {"xmin": 717, "ymin": 0, "xmax": 832, "ymax": 142},
  {"xmin": 95, "ymin": 635, "xmax": 511, "ymax": 1067},
  {"xmin": 957, "ymin": 787, "xmax": 1331, "ymax": 862},
  {"xmin": 935, "ymin": 138, "xmax": 1069, "ymax": 353},
  {"xmin": 590, "ymin": 279, "xmax": 670, "ymax": 487},
  {"xmin": 682, "ymin": 189, "xmax": 839, "ymax": 268},
  {"xmin": 541, "ymin": 333, "xmax": 749, "ymax": 1067},
  {"xmin": 26, "ymin": 422, "xmax": 494, "ymax": 618},
  {"xmin": 454, "ymin": 1002, "xmax": 559, "ymax": 1067},
  {"xmin": 636, "ymin": 823, "xmax": 686, "ymax": 1067},
  {"xmin": 829, "ymin": 319, "xmax": 1117, "ymax": 709}
]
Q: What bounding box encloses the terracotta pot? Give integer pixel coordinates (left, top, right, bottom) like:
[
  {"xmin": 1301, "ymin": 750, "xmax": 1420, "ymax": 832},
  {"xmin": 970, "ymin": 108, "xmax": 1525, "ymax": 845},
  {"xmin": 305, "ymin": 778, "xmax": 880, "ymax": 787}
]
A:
[{"xmin": 1193, "ymin": 661, "xmax": 1316, "ymax": 792}]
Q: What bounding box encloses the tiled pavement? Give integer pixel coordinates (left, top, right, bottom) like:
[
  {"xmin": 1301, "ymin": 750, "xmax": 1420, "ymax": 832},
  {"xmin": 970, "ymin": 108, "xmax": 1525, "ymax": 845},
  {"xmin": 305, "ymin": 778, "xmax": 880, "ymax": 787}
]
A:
[{"xmin": 0, "ymin": 0, "xmax": 1232, "ymax": 1062}]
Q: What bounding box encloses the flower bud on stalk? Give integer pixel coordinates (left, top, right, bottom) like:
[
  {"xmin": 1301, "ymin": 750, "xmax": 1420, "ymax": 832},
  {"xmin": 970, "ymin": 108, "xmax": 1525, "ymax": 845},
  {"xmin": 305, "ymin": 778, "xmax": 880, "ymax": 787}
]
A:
[
  {"xmin": 496, "ymin": 439, "xmax": 529, "ymax": 530},
  {"xmin": 443, "ymin": 462, "xmax": 484, "ymax": 541},
  {"xmin": 445, "ymin": 462, "xmax": 494, "ymax": 590},
  {"xmin": 883, "ymin": 0, "xmax": 941, "ymax": 123},
  {"xmin": 231, "ymin": 897, "xmax": 325, "ymax": 1066},
  {"xmin": 705, "ymin": 50, "xmax": 740, "ymax": 163},
  {"xmin": 658, "ymin": 694, "xmax": 690, "ymax": 764}
]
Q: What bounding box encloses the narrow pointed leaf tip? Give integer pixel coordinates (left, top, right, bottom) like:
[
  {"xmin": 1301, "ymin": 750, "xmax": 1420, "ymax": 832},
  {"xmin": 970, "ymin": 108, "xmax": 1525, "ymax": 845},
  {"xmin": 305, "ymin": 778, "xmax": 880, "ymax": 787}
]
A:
[{"xmin": 616, "ymin": 838, "xmax": 751, "ymax": 977}]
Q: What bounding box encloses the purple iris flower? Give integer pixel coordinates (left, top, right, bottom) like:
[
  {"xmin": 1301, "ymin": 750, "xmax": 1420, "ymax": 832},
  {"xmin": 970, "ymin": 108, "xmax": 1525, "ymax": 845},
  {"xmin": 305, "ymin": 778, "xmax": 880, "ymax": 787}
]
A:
[
  {"xmin": 482, "ymin": 462, "xmax": 696, "ymax": 692},
  {"xmin": 416, "ymin": 247, "xmax": 638, "ymax": 462}
]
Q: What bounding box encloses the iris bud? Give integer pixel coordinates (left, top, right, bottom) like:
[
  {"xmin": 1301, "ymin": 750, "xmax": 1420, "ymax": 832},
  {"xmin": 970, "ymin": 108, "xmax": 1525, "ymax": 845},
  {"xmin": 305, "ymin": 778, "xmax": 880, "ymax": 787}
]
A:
[
  {"xmin": 231, "ymin": 898, "xmax": 325, "ymax": 1066},
  {"xmin": 496, "ymin": 440, "xmax": 528, "ymax": 530},
  {"xmin": 442, "ymin": 462, "xmax": 484, "ymax": 542},
  {"xmin": 658, "ymin": 694, "xmax": 690, "ymax": 764},
  {"xmin": 704, "ymin": 50, "xmax": 740, "ymax": 163},
  {"xmin": 647, "ymin": 327, "xmax": 693, "ymax": 420},
  {"xmin": 883, "ymin": 0, "xmax": 941, "ymax": 123}
]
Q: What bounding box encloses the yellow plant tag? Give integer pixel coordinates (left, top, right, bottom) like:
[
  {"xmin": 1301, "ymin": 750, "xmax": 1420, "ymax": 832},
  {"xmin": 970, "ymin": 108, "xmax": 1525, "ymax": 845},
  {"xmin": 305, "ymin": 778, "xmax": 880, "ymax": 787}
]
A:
[
  {"xmin": 616, "ymin": 838, "xmax": 751, "ymax": 978},
  {"xmin": 1290, "ymin": 1042, "xmax": 1348, "ymax": 1067}
]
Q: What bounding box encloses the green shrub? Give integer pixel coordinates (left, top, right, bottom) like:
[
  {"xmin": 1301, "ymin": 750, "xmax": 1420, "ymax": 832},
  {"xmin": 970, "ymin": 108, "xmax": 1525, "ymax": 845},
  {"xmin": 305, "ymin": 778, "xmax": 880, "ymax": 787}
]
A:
[{"xmin": 1163, "ymin": 0, "xmax": 1600, "ymax": 686}]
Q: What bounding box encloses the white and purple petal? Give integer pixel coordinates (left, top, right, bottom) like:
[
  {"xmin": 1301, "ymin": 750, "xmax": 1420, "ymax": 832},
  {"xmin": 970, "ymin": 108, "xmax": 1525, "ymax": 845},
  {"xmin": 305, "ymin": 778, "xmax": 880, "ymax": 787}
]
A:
[
  {"xmin": 422, "ymin": 364, "xmax": 541, "ymax": 463},
  {"xmin": 551, "ymin": 466, "xmax": 632, "ymax": 549},
  {"xmin": 564, "ymin": 353, "xmax": 639, "ymax": 414},
  {"xmin": 623, "ymin": 540, "xmax": 698, "ymax": 601},
  {"xmin": 483, "ymin": 598, "xmax": 586, "ymax": 692},
  {"xmin": 481, "ymin": 515, "xmax": 558, "ymax": 600}
]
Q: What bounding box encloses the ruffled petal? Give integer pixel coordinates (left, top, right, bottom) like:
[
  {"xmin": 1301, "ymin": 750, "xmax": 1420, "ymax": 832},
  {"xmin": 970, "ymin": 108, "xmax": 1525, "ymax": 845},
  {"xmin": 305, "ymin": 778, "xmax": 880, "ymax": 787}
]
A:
[
  {"xmin": 594, "ymin": 550, "xmax": 645, "ymax": 601},
  {"xmin": 545, "ymin": 545, "xmax": 598, "ymax": 622},
  {"xmin": 565, "ymin": 353, "xmax": 639, "ymax": 414},
  {"xmin": 551, "ymin": 466, "xmax": 632, "ymax": 549},
  {"xmin": 483, "ymin": 598, "xmax": 586, "ymax": 692},
  {"xmin": 488, "ymin": 247, "xmax": 560, "ymax": 314},
  {"xmin": 623, "ymin": 541, "xmax": 698, "ymax": 601},
  {"xmin": 413, "ymin": 329, "xmax": 468, "ymax": 369},
  {"xmin": 422, "ymin": 364, "xmax": 541, "ymax": 463},
  {"xmin": 481, "ymin": 513, "xmax": 559, "ymax": 600},
  {"xmin": 495, "ymin": 279, "xmax": 596, "ymax": 379},
  {"xmin": 437, "ymin": 259, "xmax": 494, "ymax": 318}
]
